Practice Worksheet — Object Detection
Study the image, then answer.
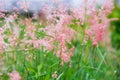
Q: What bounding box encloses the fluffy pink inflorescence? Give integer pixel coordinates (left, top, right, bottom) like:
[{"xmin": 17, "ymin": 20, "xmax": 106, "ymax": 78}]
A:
[
  {"xmin": 44, "ymin": 5, "xmax": 75, "ymax": 64},
  {"xmin": 0, "ymin": 0, "xmax": 8, "ymax": 18},
  {"xmin": 52, "ymin": 72, "xmax": 57, "ymax": 78},
  {"xmin": 17, "ymin": 0, "xmax": 29, "ymax": 12},
  {"xmin": 70, "ymin": 0, "xmax": 114, "ymax": 46},
  {"xmin": 82, "ymin": 0, "xmax": 114, "ymax": 46},
  {"xmin": 0, "ymin": 0, "xmax": 114, "ymax": 64},
  {"xmin": 8, "ymin": 70, "xmax": 21, "ymax": 80},
  {"xmin": 22, "ymin": 4, "xmax": 75, "ymax": 64},
  {"xmin": 0, "ymin": 28, "xmax": 6, "ymax": 53}
]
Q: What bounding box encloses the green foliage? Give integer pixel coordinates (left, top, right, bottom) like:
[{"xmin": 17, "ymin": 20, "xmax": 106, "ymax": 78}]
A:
[
  {"xmin": 0, "ymin": 39, "xmax": 116, "ymax": 80},
  {"xmin": 109, "ymin": 6, "xmax": 120, "ymax": 49}
]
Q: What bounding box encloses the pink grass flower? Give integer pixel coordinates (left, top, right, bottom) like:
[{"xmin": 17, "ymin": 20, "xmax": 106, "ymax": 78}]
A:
[
  {"xmin": 84, "ymin": 0, "xmax": 114, "ymax": 46},
  {"xmin": 8, "ymin": 70, "xmax": 21, "ymax": 80},
  {"xmin": 52, "ymin": 72, "xmax": 58, "ymax": 78},
  {"xmin": 52, "ymin": 72, "xmax": 57, "ymax": 78},
  {"xmin": 0, "ymin": 28, "xmax": 6, "ymax": 53}
]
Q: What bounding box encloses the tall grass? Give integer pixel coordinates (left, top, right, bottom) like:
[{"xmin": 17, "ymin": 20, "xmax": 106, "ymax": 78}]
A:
[{"xmin": 0, "ymin": 0, "xmax": 119, "ymax": 80}]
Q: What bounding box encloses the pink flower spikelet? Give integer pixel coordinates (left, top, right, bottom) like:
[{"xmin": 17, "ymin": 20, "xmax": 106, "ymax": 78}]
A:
[
  {"xmin": 0, "ymin": 0, "xmax": 114, "ymax": 65},
  {"xmin": 44, "ymin": 6, "xmax": 75, "ymax": 64},
  {"xmin": 0, "ymin": 28, "xmax": 6, "ymax": 53},
  {"xmin": 52, "ymin": 72, "xmax": 57, "ymax": 78},
  {"xmin": 81, "ymin": 0, "xmax": 114, "ymax": 46},
  {"xmin": 8, "ymin": 70, "xmax": 21, "ymax": 80}
]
